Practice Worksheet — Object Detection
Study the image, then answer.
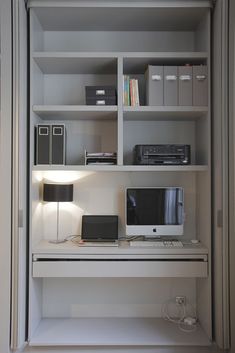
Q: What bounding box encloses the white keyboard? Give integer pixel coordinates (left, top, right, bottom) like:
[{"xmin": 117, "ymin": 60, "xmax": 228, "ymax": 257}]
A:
[{"xmin": 129, "ymin": 240, "xmax": 183, "ymax": 248}]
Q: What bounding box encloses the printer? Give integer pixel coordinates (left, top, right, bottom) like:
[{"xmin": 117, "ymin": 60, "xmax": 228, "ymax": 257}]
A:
[{"xmin": 133, "ymin": 144, "xmax": 191, "ymax": 165}]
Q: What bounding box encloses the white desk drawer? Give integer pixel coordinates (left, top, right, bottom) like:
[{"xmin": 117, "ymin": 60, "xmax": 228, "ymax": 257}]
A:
[{"xmin": 33, "ymin": 260, "xmax": 208, "ymax": 278}]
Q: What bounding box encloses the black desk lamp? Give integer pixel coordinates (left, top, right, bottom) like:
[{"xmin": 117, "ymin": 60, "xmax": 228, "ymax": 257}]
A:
[{"xmin": 43, "ymin": 183, "xmax": 74, "ymax": 243}]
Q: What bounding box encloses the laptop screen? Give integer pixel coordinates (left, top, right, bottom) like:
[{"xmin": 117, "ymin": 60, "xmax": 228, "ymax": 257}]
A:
[{"xmin": 81, "ymin": 215, "xmax": 118, "ymax": 241}]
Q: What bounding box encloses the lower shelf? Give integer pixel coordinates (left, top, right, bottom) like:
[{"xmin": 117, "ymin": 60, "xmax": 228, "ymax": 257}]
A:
[{"xmin": 29, "ymin": 318, "xmax": 211, "ymax": 347}]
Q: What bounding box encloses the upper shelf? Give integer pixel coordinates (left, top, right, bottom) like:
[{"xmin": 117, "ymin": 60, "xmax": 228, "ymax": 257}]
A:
[
  {"xmin": 30, "ymin": 5, "xmax": 210, "ymax": 31},
  {"xmin": 32, "ymin": 52, "xmax": 208, "ymax": 74},
  {"xmin": 33, "ymin": 53, "xmax": 117, "ymax": 74},
  {"xmin": 123, "ymin": 52, "xmax": 208, "ymax": 73}
]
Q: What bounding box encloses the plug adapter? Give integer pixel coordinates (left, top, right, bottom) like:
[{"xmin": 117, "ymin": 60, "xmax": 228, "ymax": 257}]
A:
[{"xmin": 183, "ymin": 317, "xmax": 197, "ymax": 325}]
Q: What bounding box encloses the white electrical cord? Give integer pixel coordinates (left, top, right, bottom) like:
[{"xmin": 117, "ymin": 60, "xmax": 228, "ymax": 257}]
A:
[
  {"xmin": 70, "ymin": 235, "xmax": 82, "ymax": 244},
  {"xmin": 65, "ymin": 235, "xmax": 79, "ymax": 241},
  {"xmin": 161, "ymin": 298, "xmax": 197, "ymax": 332},
  {"xmin": 161, "ymin": 299, "xmax": 186, "ymax": 324}
]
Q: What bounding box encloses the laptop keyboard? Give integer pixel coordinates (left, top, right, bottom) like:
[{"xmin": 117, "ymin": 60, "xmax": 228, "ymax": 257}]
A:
[{"xmin": 79, "ymin": 241, "xmax": 119, "ymax": 247}]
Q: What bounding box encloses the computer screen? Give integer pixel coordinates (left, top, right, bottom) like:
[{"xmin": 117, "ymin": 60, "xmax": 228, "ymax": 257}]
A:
[
  {"xmin": 126, "ymin": 187, "xmax": 184, "ymax": 237},
  {"xmin": 81, "ymin": 215, "xmax": 118, "ymax": 241}
]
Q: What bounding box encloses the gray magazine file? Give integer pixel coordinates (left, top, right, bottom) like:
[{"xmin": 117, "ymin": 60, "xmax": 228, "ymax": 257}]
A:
[
  {"xmin": 193, "ymin": 65, "xmax": 208, "ymax": 106},
  {"xmin": 146, "ymin": 65, "xmax": 164, "ymax": 106},
  {"xmin": 164, "ymin": 66, "xmax": 178, "ymax": 106},
  {"xmin": 179, "ymin": 66, "xmax": 193, "ymax": 106}
]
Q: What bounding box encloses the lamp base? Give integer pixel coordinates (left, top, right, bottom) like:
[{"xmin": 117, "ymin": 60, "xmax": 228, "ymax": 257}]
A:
[{"xmin": 49, "ymin": 239, "xmax": 66, "ymax": 244}]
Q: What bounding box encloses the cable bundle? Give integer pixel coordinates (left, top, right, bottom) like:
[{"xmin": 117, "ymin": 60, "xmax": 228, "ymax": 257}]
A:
[{"xmin": 161, "ymin": 298, "xmax": 197, "ymax": 332}]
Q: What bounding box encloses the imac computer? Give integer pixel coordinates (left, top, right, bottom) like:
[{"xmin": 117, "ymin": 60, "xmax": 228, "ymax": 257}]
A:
[{"xmin": 126, "ymin": 187, "xmax": 184, "ymax": 237}]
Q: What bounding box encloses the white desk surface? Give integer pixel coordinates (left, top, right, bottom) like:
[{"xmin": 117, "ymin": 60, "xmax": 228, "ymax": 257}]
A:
[{"xmin": 33, "ymin": 239, "xmax": 208, "ymax": 259}]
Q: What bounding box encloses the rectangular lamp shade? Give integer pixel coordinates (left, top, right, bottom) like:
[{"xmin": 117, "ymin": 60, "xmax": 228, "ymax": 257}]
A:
[{"xmin": 43, "ymin": 183, "xmax": 73, "ymax": 202}]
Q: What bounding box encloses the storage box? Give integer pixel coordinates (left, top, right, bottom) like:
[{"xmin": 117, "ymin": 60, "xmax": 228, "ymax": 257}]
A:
[
  {"xmin": 85, "ymin": 86, "xmax": 117, "ymax": 105},
  {"xmin": 35, "ymin": 125, "xmax": 51, "ymax": 165},
  {"xmin": 164, "ymin": 66, "xmax": 178, "ymax": 106},
  {"xmin": 35, "ymin": 124, "xmax": 65, "ymax": 165},
  {"xmin": 193, "ymin": 65, "xmax": 208, "ymax": 106},
  {"xmin": 51, "ymin": 124, "xmax": 65, "ymax": 165},
  {"xmin": 179, "ymin": 66, "xmax": 193, "ymax": 106},
  {"xmin": 145, "ymin": 65, "xmax": 164, "ymax": 106}
]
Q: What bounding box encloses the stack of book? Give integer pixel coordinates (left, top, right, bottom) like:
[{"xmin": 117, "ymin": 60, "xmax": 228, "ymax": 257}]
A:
[
  {"xmin": 85, "ymin": 151, "xmax": 117, "ymax": 165},
  {"xmin": 123, "ymin": 76, "xmax": 140, "ymax": 106}
]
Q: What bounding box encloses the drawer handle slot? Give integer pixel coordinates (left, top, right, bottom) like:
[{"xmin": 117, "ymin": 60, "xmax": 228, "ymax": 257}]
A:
[
  {"xmin": 96, "ymin": 100, "xmax": 106, "ymax": 105},
  {"xmin": 96, "ymin": 89, "xmax": 105, "ymax": 95}
]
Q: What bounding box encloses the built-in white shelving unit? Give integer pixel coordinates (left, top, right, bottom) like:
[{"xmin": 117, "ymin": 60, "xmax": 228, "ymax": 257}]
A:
[{"xmin": 28, "ymin": 0, "xmax": 212, "ymax": 349}]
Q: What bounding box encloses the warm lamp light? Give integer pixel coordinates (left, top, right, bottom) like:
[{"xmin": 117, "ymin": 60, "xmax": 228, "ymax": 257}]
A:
[{"xmin": 43, "ymin": 183, "xmax": 73, "ymax": 243}]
